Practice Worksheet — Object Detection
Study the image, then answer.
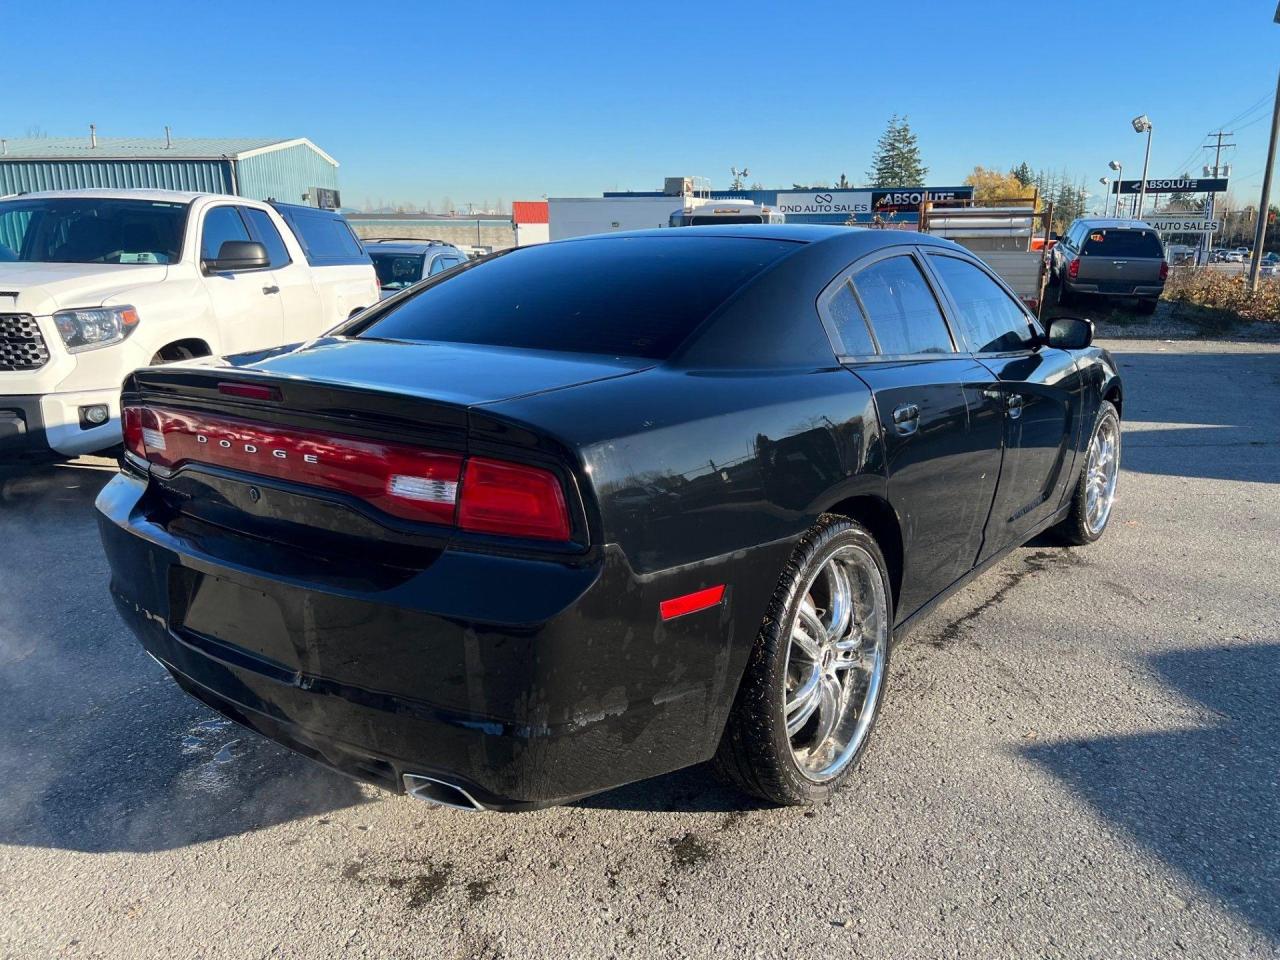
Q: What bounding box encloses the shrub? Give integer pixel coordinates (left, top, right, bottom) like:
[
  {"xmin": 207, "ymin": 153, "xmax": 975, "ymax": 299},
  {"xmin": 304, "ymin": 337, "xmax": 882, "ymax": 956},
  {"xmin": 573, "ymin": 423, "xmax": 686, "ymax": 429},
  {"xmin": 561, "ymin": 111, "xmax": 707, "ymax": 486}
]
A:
[{"xmin": 1163, "ymin": 268, "xmax": 1280, "ymax": 323}]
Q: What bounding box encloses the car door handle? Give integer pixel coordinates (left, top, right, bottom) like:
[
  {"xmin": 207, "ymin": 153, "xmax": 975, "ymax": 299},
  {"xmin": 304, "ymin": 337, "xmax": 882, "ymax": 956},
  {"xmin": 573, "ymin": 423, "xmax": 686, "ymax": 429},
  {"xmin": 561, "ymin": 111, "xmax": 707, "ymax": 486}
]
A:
[
  {"xmin": 1005, "ymin": 393, "xmax": 1024, "ymax": 419},
  {"xmin": 262, "ymin": 285, "xmax": 280, "ymax": 295},
  {"xmin": 892, "ymin": 403, "xmax": 920, "ymax": 435}
]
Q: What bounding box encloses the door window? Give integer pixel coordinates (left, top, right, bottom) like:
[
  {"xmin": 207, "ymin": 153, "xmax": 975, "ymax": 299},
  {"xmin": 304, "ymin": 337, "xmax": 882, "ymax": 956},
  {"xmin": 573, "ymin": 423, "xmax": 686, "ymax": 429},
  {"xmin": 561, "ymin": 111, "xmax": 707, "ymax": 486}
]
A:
[
  {"xmin": 201, "ymin": 206, "xmax": 251, "ymax": 261},
  {"xmin": 930, "ymin": 255, "xmax": 1037, "ymax": 353},
  {"xmin": 241, "ymin": 208, "xmax": 291, "ymax": 268},
  {"xmin": 850, "ymin": 255, "xmax": 954, "ymax": 355},
  {"xmin": 428, "ymin": 256, "xmax": 451, "ymax": 276}
]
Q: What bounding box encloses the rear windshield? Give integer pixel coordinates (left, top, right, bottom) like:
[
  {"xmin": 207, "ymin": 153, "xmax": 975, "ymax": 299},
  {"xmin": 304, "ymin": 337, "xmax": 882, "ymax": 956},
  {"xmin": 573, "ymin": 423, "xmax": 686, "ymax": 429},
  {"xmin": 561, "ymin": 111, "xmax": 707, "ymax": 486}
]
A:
[
  {"xmin": 1082, "ymin": 229, "xmax": 1164, "ymax": 258},
  {"xmin": 369, "ymin": 252, "xmax": 425, "ymax": 289},
  {"xmin": 357, "ymin": 236, "xmax": 796, "ymax": 359}
]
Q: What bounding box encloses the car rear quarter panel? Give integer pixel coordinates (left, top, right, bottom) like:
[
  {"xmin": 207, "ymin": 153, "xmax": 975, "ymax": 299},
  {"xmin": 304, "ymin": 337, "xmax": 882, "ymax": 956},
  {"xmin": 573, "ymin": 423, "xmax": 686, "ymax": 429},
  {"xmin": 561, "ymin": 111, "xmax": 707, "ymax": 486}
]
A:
[{"xmin": 478, "ymin": 366, "xmax": 886, "ymax": 747}]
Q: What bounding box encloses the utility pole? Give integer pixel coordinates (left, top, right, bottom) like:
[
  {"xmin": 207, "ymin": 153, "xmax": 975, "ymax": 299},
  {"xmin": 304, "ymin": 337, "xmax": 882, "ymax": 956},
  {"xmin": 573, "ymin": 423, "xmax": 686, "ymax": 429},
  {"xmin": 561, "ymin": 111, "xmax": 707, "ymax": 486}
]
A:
[
  {"xmin": 1202, "ymin": 130, "xmax": 1235, "ymax": 262},
  {"xmin": 1248, "ymin": 67, "xmax": 1280, "ymax": 292}
]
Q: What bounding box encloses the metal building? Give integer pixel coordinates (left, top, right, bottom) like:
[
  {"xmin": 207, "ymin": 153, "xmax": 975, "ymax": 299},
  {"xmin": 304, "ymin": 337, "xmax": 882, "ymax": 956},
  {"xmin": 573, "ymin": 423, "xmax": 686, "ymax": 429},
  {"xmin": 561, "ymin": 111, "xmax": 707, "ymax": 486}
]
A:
[{"xmin": 0, "ymin": 134, "xmax": 342, "ymax": 207}]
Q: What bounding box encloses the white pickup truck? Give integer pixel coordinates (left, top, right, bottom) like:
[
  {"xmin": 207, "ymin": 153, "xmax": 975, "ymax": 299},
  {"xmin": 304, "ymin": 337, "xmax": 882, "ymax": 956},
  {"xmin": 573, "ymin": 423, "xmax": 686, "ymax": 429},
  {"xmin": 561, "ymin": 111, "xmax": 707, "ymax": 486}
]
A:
[{"xmin": 0, "ymin": 189, "xmax": 378, "ymax": 457}]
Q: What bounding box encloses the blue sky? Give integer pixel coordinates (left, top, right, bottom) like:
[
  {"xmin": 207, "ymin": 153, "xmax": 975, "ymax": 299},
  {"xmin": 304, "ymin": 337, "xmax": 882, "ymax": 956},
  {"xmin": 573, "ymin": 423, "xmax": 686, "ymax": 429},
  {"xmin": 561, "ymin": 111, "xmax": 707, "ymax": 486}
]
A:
[{"xmin": 8, "ymin": 0, "xmax": 1279, "ymax": 212}]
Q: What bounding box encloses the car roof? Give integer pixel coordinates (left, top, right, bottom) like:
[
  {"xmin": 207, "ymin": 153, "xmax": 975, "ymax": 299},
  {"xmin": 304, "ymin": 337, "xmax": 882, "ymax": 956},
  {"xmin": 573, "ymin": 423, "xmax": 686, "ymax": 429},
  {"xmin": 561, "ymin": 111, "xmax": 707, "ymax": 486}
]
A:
[
  {"xmin": 360, "ymin": 239, "xmax": 459, "ymax": 253},
  {"xmin": 558, "ymin": 222, "xmax": 961, "ymax": 252},
  {"xmin": 1070, "ymin": 217, "xmax": 1157, "ymax": 230},
  {"xmin": 6, "ymin": 187, "xmax": 211, "ymax": 204}
]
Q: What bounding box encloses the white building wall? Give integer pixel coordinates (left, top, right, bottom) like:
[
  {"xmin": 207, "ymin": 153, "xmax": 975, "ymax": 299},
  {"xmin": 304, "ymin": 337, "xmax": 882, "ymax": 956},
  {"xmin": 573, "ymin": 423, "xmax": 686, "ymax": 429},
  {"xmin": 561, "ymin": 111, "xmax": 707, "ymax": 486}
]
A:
[
  {"xmin": 514, "ymin": 222, "xmax": 549, "ymax": 246},
  {"xmin": 548, "ymin": 196, "xmax": 693, "ymax": 241}
]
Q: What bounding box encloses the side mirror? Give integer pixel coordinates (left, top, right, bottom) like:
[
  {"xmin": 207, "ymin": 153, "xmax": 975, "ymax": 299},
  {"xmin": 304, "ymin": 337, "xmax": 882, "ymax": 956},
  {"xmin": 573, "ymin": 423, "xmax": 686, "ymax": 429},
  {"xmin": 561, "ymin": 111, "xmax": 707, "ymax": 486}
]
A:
[
  {"xmin": 203, "ymin": 240, "xmax": 269, "ymax": 273},
  {"xmin": 1047, "ymin": 315, "xmax": 1094, "ymax": 350}
]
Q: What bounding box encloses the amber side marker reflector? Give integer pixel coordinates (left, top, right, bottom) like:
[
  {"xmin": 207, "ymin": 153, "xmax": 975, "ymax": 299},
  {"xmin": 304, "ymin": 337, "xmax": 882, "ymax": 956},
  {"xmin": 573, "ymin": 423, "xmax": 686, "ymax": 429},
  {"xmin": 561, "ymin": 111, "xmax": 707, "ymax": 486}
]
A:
[{"xmin": 660, "ymin": 585, "xmax": 726, "ymax": 621}]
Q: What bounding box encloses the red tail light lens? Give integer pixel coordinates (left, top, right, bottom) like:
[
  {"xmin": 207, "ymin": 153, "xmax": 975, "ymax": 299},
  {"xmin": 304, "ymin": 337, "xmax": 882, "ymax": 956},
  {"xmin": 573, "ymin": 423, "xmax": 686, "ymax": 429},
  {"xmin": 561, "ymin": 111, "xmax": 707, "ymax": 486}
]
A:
[
  {"xmin": 1159, "ymin": 260, "xmax": 1169, "ymax": 281},
  {"xmin": 121, "ymin": 404, "xmax": 573, "ymax": 541},
  {"xmin": 1067, "ymin": 258, "xmax": 1080, "ymax": 280},
  {"xmin": 121, "ymin": 406, "xmax": 146, "ymax": 458},
  {"xmin": 458, "ymin": 457, "xmax": 571, "ymax": 541}
]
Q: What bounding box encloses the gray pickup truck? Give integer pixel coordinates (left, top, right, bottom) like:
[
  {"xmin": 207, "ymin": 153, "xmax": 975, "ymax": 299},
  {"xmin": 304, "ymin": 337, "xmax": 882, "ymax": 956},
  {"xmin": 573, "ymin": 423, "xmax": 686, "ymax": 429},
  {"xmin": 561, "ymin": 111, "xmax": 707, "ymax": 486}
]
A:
[{"xmin": 1052, "ymin": 217, "xmax": 1167, "ymax": 313}]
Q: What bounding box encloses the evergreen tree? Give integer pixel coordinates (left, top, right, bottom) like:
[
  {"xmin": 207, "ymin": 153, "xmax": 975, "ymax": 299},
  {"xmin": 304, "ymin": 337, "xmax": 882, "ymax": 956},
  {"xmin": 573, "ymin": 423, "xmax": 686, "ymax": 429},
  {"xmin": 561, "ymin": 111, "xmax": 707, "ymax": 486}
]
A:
[
  {"xmin": 866, "ymin": 115, "xmax": 928, "ymax": 186},
  {"xmin": 1010, "ymin": 162, "xmax": 1035, "ymax": 188}
]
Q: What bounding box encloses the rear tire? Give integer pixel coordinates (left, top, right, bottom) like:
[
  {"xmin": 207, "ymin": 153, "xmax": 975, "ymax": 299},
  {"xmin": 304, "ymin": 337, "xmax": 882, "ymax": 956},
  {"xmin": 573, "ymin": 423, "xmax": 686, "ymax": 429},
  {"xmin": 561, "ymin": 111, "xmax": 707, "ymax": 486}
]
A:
[
  {"xmin": 1056, "ymin": 401, "xmax": 1121, "ymax": 545},
  {"xmin": 714, "ymin": 517, "xmax": 892, "ymax": 806},
  {"xmin": 1056, "ymin": 282, "xmax": 1076, "ymax": 308}
]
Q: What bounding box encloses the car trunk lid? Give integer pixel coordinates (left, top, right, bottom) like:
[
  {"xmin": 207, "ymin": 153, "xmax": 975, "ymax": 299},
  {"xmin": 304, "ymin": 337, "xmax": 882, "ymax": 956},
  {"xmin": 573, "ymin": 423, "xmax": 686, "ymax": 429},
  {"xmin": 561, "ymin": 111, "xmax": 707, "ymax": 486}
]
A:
[{"xmin": 122, "ymin": 337, "xmax": 629, "ymax": 559}]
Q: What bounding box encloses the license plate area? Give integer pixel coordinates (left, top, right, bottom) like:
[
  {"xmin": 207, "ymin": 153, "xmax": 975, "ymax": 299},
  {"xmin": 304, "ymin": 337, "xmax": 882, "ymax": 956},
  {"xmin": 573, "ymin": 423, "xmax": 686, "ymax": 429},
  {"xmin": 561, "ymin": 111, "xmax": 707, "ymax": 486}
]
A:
[{"xmin": 170, "ymin": 567, "xmax": 302, "ymax": 681}]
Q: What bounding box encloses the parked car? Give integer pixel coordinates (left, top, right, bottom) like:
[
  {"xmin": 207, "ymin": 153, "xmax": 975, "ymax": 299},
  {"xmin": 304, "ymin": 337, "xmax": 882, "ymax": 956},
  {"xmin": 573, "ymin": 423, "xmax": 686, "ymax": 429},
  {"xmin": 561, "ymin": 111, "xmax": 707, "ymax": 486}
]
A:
[
  {"xmin": 1226, "ymin": 250, "xmax": 1245, "ymax": 263},
  {"xmin": 1051, "ymin": 218, "xmax": 1167, "ymax": 313},
  {"xmin": 98, "ymin": 226, "xmax": 1123, "ymax": 811},
  {"xmin": 1261, "ymin": 252, "xmax": 1279, "ymax": 278},
  {"xmin": 0, "ymin": 190, "xmax": 378, "ymax": 458},
  {"xmin": 361, "ymin": 238, "xmax": 469, "ymax": 299}
]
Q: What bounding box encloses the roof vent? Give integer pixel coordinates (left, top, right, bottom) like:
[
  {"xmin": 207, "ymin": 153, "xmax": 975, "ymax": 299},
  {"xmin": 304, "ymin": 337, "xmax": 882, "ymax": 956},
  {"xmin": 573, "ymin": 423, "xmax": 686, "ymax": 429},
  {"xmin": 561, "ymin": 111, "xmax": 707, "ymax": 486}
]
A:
[
  {"xmin": 164, "ymin": 125, "xmax": 172, "ymax": 149},
  {"xmin": 89, "ymin": 124, "xmax": 97, "ymax": 149}
]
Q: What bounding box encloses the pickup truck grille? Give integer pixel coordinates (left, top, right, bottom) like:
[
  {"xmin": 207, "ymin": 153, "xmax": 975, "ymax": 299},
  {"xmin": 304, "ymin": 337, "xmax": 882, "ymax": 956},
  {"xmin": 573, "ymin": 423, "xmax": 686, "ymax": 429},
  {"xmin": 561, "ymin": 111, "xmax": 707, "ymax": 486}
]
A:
[{"xmin": 0, "ymin": 314, "xmax": 51, "ymax": 371}]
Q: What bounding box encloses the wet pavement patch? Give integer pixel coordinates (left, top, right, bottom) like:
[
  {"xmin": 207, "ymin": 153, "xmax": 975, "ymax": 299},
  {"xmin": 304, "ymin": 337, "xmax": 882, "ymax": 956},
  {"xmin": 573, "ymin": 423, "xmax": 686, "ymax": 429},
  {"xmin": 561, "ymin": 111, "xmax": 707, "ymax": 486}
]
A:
[{"xmin": 668, "ymin": 832, "xmax": 714, "ymax": 869}]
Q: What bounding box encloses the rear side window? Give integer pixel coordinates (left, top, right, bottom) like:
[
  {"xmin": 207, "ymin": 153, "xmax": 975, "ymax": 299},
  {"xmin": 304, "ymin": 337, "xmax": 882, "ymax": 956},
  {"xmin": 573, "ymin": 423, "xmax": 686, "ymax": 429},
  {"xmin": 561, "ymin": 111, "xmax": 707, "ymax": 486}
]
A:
[
  {"xmin": 200, "ymin": 206, "xmax": 250, "ymax": 260},
  {"xmin": 929, "ymin": 255, "xmax": 1036, "ymax": 353},
  {"xmin": 821, "ymin": 280, "xmax": 877, "ymax": 356},
  {"xmin": 359, "ymin": 236, "xmax": 796, "ymax": 359},
  {"xmin": 1082, "ymin": 229, "xmax": 1163, "ymax": 258},
  {"xmin": 273, "ymin": 206, "xmax": 368, "ymax": 266},
  {"xmin": 241, "ymin": 208, "xmax": 291, "ymax": 268},
  {"xmin": 851, "ymin": 255, "xmax": 954, "ymax": 355}
]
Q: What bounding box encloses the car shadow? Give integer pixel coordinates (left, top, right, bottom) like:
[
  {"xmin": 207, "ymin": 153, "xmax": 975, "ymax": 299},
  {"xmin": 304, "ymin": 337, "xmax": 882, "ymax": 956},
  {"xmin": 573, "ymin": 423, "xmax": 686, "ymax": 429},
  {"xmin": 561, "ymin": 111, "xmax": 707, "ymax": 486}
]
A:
[
  {"xmin": 1023, "ymin": 642, "xmax": 1280, "ymax": 942},
  {"xmin": 0, "ymin": 459, "xmax": 368, "ymax": 854},
  {"xmin": 1105, "ymin": 349, "xmax": 1280, "ymax": 485}
]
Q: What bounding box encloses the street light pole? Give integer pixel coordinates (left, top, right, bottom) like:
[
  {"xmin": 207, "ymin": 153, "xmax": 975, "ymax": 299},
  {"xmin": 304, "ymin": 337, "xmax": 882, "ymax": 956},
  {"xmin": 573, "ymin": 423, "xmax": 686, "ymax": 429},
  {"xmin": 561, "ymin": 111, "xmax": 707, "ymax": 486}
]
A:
[
  {"xmin": 1248, "ymin": 67, "xmax": 1280, "ymax": 293},
  {"xmin": 1132, "ymin": 115, "xmax": 1154, "ymax": 219},
  {"xmin": 1108, "ymin": 160, "xmax": 1124, "ymax": 218},
  {"xmin": 1100, "ymin": 177, "xmax": 1111, "ymax": 216}
]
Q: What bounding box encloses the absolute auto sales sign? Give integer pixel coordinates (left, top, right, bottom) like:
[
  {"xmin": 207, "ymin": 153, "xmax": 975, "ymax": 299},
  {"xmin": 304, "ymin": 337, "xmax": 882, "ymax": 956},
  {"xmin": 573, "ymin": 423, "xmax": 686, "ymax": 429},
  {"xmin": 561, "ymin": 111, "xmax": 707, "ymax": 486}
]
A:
[{"xmin": 775, "ymin": 187, "xmax": 973, "ymax": 215}]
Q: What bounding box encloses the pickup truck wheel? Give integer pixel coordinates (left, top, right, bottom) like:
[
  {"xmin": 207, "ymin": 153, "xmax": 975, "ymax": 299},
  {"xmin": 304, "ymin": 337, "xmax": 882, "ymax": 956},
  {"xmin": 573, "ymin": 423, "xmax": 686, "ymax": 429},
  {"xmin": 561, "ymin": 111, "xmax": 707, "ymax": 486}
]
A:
[
  {"xmin": 1056, "ymin": 400, "xmax": 1121, "ymax": 545},
  {"xmin": 1056, "ymin": 282, "xmax": 1076, "ymax": 308},
  {"xmin": 714, "ymin": 517, "xmax": 891, "ymax": 806}
]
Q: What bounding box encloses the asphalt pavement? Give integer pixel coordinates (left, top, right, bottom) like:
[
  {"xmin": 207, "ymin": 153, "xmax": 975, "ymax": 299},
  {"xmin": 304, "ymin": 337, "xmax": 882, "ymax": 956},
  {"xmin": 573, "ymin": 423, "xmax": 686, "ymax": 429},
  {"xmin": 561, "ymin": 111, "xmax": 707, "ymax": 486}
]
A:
[{"xmin": 1, "ymin": 336, "xmax": 1278, "ymax": 960}]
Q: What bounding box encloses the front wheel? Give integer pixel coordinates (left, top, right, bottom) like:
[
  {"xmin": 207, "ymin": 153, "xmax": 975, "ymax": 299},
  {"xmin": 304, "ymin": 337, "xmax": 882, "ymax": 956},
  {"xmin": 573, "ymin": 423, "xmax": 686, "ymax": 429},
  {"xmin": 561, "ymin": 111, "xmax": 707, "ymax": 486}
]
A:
[
  {"xmin": 1056, "ymin": 400, "xmax": 1121, "ymax": 545},
  {"xmin": 714, "ymin": 518, "xmax": 892, "ymax": 805}
]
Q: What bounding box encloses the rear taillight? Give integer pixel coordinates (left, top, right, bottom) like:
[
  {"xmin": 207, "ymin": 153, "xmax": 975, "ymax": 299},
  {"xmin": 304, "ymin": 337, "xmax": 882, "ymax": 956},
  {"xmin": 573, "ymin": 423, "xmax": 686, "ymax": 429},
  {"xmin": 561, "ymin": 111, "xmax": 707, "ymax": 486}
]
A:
[
  {"xmin": 458, "ymin": 457, "xmax": 571, "ymax": 541},
  {"xmin": 121, "ymin": 404, "xmax": 573, "ymax": 541},
  {"xmin": 121, "ymin": 406, "xmax": 146, "ymax": 459},
  {"xmin": 1067, "ymin": 258, "xmax": 1080, "ymax": 280},
  {"xmin": 1159, "ymin": 260, "xmax": 1169, "ymax": 281}
]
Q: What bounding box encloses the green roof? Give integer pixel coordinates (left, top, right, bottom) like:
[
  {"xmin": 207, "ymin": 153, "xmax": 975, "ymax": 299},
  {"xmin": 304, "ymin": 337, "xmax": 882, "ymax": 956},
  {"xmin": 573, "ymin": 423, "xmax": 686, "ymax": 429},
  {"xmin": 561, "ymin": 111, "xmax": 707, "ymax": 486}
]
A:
[{"xmin": 0, "ymin": 136, "xmax": 337, "ymax": 165}]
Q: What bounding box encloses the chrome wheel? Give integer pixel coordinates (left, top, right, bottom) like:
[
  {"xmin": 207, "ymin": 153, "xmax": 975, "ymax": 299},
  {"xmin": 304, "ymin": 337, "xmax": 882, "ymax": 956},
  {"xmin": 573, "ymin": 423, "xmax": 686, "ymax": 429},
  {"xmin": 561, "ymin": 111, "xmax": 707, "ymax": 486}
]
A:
[
  {"xmin": 783, "ymin": 544, "xmax": 888, "ymax": 781},
  {"xmin": 1085, "ymin": 414, "xmax": 1121, "ymax": 535}
]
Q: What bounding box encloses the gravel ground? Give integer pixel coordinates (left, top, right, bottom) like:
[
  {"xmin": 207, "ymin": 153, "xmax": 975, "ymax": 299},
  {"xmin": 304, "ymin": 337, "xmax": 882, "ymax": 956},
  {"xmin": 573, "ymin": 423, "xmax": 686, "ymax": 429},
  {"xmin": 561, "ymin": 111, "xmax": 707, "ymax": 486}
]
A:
[{"xmin": 1, "ymin": 337, "xmax": 1277, "ymax": 960}]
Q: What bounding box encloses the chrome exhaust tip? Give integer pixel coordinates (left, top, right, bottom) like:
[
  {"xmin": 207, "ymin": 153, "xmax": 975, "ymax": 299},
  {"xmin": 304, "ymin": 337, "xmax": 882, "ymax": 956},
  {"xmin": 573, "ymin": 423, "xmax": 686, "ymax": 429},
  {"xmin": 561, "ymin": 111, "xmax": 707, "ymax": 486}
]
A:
[{"xmin": 403, "ymin": 774, "xmax": 485, "ymax": 812}]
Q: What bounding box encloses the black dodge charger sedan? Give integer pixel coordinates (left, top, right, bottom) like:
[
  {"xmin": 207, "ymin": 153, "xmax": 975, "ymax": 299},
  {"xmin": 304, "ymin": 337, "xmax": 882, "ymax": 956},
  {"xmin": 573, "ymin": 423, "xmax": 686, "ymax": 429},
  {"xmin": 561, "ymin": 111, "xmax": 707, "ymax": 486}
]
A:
[{"xmin": 97, "ymin": 226, "xmax": 1122, "ymax": 811}]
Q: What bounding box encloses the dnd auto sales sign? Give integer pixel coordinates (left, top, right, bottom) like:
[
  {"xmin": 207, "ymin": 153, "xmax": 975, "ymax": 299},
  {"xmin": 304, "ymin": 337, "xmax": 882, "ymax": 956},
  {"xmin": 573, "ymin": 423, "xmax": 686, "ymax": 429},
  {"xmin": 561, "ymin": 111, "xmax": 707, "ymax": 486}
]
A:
[{"xmin": 775, "ymin": 187, "xmax": 973, "ymax": 216}]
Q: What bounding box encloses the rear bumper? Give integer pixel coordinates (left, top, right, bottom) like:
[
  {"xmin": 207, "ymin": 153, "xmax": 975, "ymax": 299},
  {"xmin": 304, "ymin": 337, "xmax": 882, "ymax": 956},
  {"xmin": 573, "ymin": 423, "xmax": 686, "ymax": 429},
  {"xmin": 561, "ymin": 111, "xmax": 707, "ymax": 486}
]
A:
[
  {"xmin": 97, "ymin": 473, "xmax": 768, "ymax": 809},
  {"xmin": 1064, "ymin": 280, "xmax": 1164, "ymax": 299}
]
